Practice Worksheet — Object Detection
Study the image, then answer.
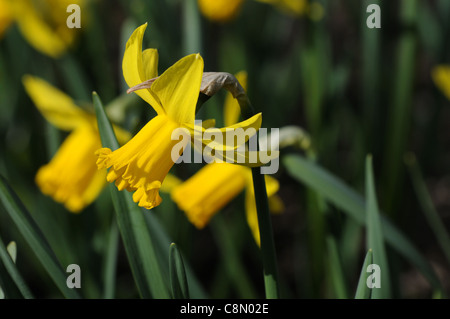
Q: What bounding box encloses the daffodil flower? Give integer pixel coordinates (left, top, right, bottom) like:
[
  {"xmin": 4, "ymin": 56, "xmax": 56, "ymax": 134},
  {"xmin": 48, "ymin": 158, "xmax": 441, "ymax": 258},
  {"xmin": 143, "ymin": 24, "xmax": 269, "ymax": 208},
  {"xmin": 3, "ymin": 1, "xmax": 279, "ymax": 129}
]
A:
[
  {"xmin": 171, "ymin": 71, "xmax": 284, "ymax": 246},
  {"xmin": 95, "ymin": 24, "xmax": 263, "ymax": 210},
  {"xmin": 7, "ymin": 0, "xmax": 84, "ymax": 58},
  {"xmin": 432, "ymin": 65, "xmax": 450, "ymax": 101},
  {"xmin": 197, "ymin": 0, "xmax": 245, "ymax": 23},
  {"xmin": 23, "ymin": 75, "xmax": 130, "ymax": 212},
  {"xmin": 197, "ymin": 0, "xmax": 318, "ymax": 23}
]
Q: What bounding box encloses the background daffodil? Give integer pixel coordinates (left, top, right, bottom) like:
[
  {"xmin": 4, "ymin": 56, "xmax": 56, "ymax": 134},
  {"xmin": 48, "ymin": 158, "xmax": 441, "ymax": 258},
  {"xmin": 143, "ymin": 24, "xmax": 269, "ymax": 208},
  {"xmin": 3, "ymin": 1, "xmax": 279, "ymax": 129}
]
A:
[
  {"xmin": 23, "ymin": 75, "xmax": 129, "ymax": 213},
  {"xmin": 96, "ymin": 24, "xmax": 263, "ymax": 210},
  {"xmin": 197, "ymin": 0, "xmax": 245, "ymax": 23},
  {"xmin": 171, "ymin": 71, "xmax": 284, "ymax": 245},
  {"xmin": 7, "ymin": 0, "xmax": 85, "ymax": 58}
]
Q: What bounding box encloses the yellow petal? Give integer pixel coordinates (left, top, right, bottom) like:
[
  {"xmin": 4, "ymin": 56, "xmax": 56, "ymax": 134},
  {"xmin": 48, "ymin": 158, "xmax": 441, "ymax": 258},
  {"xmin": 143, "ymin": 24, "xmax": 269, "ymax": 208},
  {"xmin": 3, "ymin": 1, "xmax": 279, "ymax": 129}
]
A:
[
  {"xmin": 160, "ymin": 173, "xmax": 183, "ymax": 193},
  {"xmin": 23, "ymin": 75, "xmax": 92, "ymax": 131},
  {"xmin": 432, "ymin": 65, "xmax": 450, "ymax": 101},
  {"xmin": 197, "ymin": 0, "xmax": 245, "ymax": 23},
  {"xmin": 245, "ymin": 175, "xmax": 282, "ymax": 246},
  {"xmin": 0, "ymin": 0, "xmax": 13, "ymax": 38},
  {"xmin": 96, "ymin": 114, "xmax": 187, "ymax": 210},
  {"xmin": 36, "ymin": 124, "xmax": 106, "ymax": 213},
  {"xmin": 224, "ymin": 71, "xmax": 247, "ymax": 127},
  {"xmin": 122, "ymin": 23, "xmax": 163, "ymax": 114},
  {"xmin": 171, "ymin": 163, "xmax": 247, "ymax": 228},
  {"xmin": 142, "ymin": 48, "xmax": 159, "ymax": 80},
  {"xmin": 10, "ymin": 0, "xmax": 76, "ymax": 58},
  {"xmin": 150, "ymin": 54, "xmax": 204, "ymax": 124}
]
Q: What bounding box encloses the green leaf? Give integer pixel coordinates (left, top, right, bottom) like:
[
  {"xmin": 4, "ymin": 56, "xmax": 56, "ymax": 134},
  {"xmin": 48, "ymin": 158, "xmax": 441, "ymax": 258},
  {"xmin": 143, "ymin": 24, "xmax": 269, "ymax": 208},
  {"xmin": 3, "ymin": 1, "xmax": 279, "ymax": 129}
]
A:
[
  {"xmin": 102, "ymin": 222, "xmax": 119, "ymax": 299},
  {"xmin": 283, "ymin": 154, "xmax": 442, "ymax": 293},
  {"xmin": 0, "ymin": 239, "xmax": 33, "ymax": 299},
  {"xmin": 0, "ymin": 176, "xmax": 80, "ymax": 299},
  {"xmin": 365, "ymin": 156, "xmax": 390, "ymax": 298},
  {"xmin": 143, "ymin": 211, "xmax": 208, "ymax": 298},
  {"xmin": 355, "ymin": 249, "xmax": 373, "ymax": 299},
  {"xmin": 405, "ymin": 154, "xmax": 450, "ymax": 267},
  {"xmin": 326, "ymin": 236, "xmax": 348, "ymax": 299},
  {"xmin": 169, "ymin": 243, "xmax": 189, "ymax": 299},
  {"xmin": 93, "ymin": 92, "xmax": 169, "ymax": 298}
]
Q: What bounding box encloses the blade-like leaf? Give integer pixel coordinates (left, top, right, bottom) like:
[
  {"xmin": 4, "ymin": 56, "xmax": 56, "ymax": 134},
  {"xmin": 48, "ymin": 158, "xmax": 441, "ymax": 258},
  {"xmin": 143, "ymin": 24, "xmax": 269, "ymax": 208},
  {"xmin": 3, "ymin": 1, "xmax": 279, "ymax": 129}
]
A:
[
  {"xmin": 355, "ymin": 249, "xmax": 373, "ymax": 299},
  {"xmin": 365, "ymin": 156, "xmax": 390, "ymax": 298},
  {"xmin": 326, "ymin": 236, "xmax": 348, "ymax": 299},
  {"xmin": 0, "ymin": 239, "xmax": 33, "ymax": 298},
  {"xmin": 169, "ymin": 243, "xmax": 189, "ymax": 299},
  {"xmin": 406, "ymin": 154, "xmax": 450, "ymax": 267},
  {"xmin": 0, "ymin": 176, "xmax": 80, "ymax": 299},
  {"xmin": 283, "ymin": 154, "xmax": 442, "ymax": 293},
  {"xmin": 93, "ymin": 92, "xmax": 169, "ymax": 298}
]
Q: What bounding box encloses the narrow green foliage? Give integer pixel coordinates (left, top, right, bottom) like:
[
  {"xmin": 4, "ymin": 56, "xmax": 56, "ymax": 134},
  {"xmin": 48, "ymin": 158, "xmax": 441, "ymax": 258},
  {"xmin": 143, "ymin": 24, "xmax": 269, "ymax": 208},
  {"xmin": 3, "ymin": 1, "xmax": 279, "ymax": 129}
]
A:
[
  {"xmin": 355, "ymin": 249, "xmax": 373, "ymax": 299},
  {"xmin": 169, "ymin": 243, "xmax": 190, "ymax": 299},
  {"xmin": 365, "ymin": 156, "xmax": 390, "ymax": 298},
  {"xmin": 0, "ymin": 176, "xmax": 80, "ymax": 299}
]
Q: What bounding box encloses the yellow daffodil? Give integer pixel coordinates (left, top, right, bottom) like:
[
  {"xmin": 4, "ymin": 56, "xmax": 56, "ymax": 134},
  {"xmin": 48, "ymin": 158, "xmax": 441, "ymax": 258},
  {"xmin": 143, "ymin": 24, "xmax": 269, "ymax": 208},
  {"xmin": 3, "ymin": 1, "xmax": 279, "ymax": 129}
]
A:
[
  {"xmin": 198, "ymin": 0, "xmax": 245, "ymax": 23},
  {"xmin": 23, "ymin": 75, "xmax": 130, "ymax": 213},
  {"xmin": 96, "ymin": 24, "xmax": 263, "ymax": 210},
  {"xmin": 7, "ymin": 0, "xmax": 85, "ymax": 58},
  {"xmin": 171, "ymin": 71, "xmax": 284, "ymax": 245},
  {"xmin": 432, "ymin": 65, "xmax": 450, "ymax": 101}
]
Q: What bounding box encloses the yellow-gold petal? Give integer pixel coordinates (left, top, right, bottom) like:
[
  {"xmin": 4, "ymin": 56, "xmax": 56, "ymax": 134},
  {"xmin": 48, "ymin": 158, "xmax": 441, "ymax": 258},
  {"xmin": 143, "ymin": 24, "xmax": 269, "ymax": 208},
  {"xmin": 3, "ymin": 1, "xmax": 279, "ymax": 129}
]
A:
[
  {"xmin": 23, "ymin": 75, "xmax": 92, "ymax": 131},
  {"xmin": 171, "ymin": 163, "xmax": 248, "ymax": 228},
  {"xmin": 197, "ymin": 0, "xmax": 245, "ymax": 23},
  {"xmin": 149, "ymin": 54, "xmax": 204, "ymax": 125},
  {"xmin": 36, "ymin": 124, "xmax": 106, "ymax": 213},
  {"xmin": 96, "ymin": 114, "xmax": 188, "ymax": 210},
  {"xmin": 122, "ymin": 23, "xmax": 163, "ymax": 114},
  {"xmin": 245, "ymin": 175, "xmax": 282, "ymax": 246}
]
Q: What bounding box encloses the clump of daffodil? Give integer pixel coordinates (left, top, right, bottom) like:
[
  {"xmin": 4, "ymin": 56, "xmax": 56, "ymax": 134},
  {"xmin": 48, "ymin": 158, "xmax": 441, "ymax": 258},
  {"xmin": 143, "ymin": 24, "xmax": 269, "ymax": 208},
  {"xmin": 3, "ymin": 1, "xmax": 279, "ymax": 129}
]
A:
[
  {"xmin": 432, "ymin": 65, "xmax": 450, "ymax": 101},
  {"xmin": 197, "ymin": 0, "xmax": 245, "ymax": 23},
  {"xmin": 6, "ymin": 0, "xmax": 85, "ymax": 58},
  {"xmin": 96, "ymin": 24, "xmax": 263, "ymax": 210},
  {"xmin": 171, "ymin": 71, "xmax": 284, "ymax": 246},
  {"xmin": 23, "ymin": 76, "xmax": 130, "ymax": 213}
]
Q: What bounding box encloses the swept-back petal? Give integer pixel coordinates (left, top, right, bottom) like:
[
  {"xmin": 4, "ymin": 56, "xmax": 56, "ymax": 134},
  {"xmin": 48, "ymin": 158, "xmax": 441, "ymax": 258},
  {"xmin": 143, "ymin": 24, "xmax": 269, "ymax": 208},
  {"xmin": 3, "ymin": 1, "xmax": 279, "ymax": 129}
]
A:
[
  {"xmin": 150, "ymin": 54, "xmax": 203, "ymax": 124},
  {"xmin": 23, "ymin": 75, "xmax": 92, "ymax": 131},
  {"xmin": 122, "ymin": 23, "xmax": 163, "ymax": 114}
]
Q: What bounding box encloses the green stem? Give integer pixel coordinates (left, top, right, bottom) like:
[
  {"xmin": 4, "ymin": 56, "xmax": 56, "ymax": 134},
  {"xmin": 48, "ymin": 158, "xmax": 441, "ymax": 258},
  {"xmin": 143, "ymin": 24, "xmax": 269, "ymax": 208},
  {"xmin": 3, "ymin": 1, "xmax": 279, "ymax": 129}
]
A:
[{"xmin": 251, "ymin": 163, "xmax": 280, "ymax": 299}]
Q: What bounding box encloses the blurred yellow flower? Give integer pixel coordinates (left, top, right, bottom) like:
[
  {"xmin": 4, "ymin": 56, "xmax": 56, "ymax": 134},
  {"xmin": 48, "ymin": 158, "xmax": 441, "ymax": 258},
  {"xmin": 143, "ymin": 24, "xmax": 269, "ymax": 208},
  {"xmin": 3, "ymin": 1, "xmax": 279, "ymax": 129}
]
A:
[
  {"xmin": 432, "ymin": 65, "xmax": 450, "ymax": 101},
  {"xmin": 23, "ymin": 75, "xmax": 130, "ymax": 213},
  {"xmin": 7, "ymin": 0, "xmax": 85, "ymax": 58},
  {"xmin": 198, "ymin": 0, "xmax": 245, "ymax": 23},
  {"xmin": 171, "ymin": 71, "xmax": 284, "ymax": 245},
  {"xmin": 96, "ymin": 24, "xmax": 263, "ymax": 210},
  {"xmin": 197, "ymin": 0, "xmax": 321, "ymax": 23}
]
